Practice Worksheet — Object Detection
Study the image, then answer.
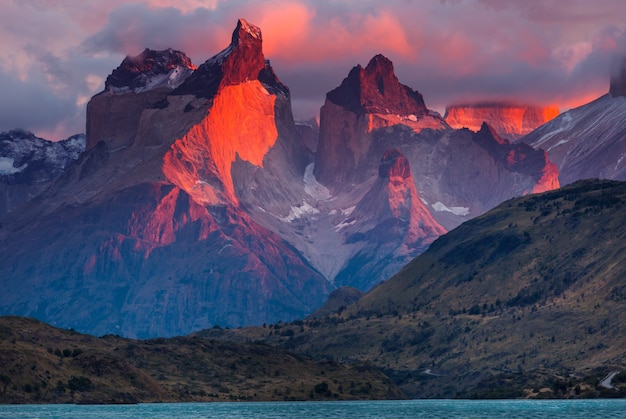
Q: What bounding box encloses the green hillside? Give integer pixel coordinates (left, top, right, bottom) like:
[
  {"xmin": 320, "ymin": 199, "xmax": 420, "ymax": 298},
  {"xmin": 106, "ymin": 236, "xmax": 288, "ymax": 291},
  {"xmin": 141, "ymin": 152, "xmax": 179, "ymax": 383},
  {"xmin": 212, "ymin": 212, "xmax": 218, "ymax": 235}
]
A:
[
  {"xmin": 207, "ymin": 180, "xmax": 626, "ymax": 398},
  {"xmin": 0, "ymin": 316, "xmax": 403, "ymax": 404}
]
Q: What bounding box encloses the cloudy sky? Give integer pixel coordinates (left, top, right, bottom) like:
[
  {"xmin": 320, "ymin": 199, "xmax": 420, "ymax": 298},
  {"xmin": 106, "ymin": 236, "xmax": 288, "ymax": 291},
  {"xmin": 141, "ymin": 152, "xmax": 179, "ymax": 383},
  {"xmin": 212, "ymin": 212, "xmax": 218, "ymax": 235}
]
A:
[{"xmin": 2, "ymin": 0, "xmax": 626, "ymax": 140}]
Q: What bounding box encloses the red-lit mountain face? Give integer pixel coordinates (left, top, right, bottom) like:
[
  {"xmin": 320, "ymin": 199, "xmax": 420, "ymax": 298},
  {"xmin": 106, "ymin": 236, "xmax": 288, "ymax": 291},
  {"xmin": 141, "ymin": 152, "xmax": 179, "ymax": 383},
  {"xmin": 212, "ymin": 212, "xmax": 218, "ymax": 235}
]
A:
[
  {"xmin": 0, "ymin": 20, "xmax": 560, "ymax": 337},
  {"xmin": 444, "ymin": 103, "xmax": 560, "ymax": 140},
  {"xmin": 521, "ymin": 60, "xmax": 626, "ymax": 185},
  {"xmin": 0, "ymin": 19, "xmax": 329, "ymax": 338}
]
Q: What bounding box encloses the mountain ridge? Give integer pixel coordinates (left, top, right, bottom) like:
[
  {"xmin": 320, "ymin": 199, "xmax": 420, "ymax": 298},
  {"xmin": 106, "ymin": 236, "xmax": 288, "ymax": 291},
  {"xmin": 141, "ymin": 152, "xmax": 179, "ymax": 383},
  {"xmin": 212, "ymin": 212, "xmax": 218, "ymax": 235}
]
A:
[{"xmin": 203, "ymin": 179, "xmax": 626, "ymax": 398}]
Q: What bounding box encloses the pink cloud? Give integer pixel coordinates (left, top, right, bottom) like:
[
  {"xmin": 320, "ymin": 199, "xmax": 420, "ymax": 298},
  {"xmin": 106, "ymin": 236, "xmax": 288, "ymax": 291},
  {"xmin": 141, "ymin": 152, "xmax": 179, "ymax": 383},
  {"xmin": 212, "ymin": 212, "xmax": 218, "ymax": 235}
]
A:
[{"xmin": 3, "ymin": 0, "xmax": 626, "ymax": 139}]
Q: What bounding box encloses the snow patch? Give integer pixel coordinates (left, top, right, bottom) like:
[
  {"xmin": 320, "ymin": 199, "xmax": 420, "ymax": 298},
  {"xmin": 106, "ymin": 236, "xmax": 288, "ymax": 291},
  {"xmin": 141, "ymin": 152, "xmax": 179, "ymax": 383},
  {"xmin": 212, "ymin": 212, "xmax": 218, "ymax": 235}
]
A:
[
  {"xmin": 615, "ymin": 154, "xmax": 625, "ymax": 171},
  {"xmin": 0, "ymin": 157, "xmax": 26, "ymax": 175},
  {"xmin": 432, "ymin": 202, "xmax": 470, "ymax": 216},
  {"xmin": 407, "ymin": 114, "xmax": 418, "ymax": 122},
  {"xmin": 111, "ymin": 67, "xmax": 194, "ymax": 94},
  {"xmin": 341, "ymin": 206, "xmax": 356, "ymax": 216},
  {"xmin": 547, "ymin": 139, "xmax": 569, "ymax": 151},
  {"xmin": 303, "ymin": 163, "xmax": 331, "ymax": 200},
  {"xmin": 280, "ymin": 201, "xmax": 320, "ymax": 223},
  {"xmin": 334, "ymin": 219, "xmax": 356, "ymax": 231}
]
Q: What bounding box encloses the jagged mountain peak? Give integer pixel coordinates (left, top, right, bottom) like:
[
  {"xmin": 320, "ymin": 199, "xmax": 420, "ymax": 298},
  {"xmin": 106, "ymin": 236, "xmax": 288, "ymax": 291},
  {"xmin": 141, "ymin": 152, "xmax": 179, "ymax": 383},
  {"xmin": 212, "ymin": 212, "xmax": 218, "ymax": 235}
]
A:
[
  {"xmin": 378, "ymin": 148, "xmax": 411, "ymax": 181},
  {"xmin": 105, "ymin": 48, "xmax": 196, "ymax": 93},
  {"xmin": 235, "ymin": 18, "xmax": 262, "ymax": 41},
  {"xmin": 364, "ymin": 54, "xmax": 395, "ymax": 78},
  {"xmin": 338, "ymin": 148, "xmax": 446, "ymax": 289},
  {"xmin": 476, "ymin": 121, "xmax": 509, "ymax": 145},
  {"xmin": 174, "ymin": 19, "xmax": 272, "ymax": 99},
  {"xmin": 326, "ymin": 54, "xmax": 428, "ymax": 117}
]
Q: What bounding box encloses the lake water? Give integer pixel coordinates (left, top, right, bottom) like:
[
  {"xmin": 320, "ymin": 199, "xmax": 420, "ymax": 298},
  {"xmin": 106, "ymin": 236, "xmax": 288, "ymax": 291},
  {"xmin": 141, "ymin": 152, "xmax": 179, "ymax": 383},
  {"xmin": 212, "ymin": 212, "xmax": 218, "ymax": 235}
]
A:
[{"xmin": 1, "ymin": 399, "xmax": 626, "ymax": 418}]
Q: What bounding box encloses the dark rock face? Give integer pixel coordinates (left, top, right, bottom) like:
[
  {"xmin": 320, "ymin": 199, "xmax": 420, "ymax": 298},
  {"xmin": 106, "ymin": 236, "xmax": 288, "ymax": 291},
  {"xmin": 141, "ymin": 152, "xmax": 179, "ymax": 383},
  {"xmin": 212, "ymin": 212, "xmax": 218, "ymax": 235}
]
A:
[
  {"xmin": 105, "ymin": 48, "xmax": 195, "ymax": 93},
  {"xmin": 0, "ymin": 130, "xmax": 85, "ymax": 215},
  {"xmin": 473, "ymin": 123, "xmax": 559, "ymax": 193},
  {"xmin": 327, "ymin": 54, "xmax": 428, "ymax": 116}
]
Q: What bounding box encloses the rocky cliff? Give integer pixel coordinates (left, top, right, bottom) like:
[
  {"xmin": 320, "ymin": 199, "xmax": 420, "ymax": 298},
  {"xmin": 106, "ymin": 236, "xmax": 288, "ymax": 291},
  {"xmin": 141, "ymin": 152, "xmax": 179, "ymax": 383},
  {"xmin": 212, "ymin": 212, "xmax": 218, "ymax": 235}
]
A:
[
  {"xmin": 444, "ymin": 102, "xmax": 559, "ymax": 140},
  {"xmin": 315, "ymin": 55, "xmax": 446, "ymax": 187}
]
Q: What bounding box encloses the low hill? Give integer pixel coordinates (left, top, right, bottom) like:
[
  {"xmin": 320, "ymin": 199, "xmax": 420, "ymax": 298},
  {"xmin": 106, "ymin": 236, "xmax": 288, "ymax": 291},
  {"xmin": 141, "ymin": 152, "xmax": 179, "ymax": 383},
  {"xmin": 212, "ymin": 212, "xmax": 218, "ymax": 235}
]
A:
[
  {"xmin": 203, "ymin": 179, "xmax": 626, "ymax": 398},
  {"xmin": 0, "ymin": 316, "xmax": 403, "ymax": 404}
]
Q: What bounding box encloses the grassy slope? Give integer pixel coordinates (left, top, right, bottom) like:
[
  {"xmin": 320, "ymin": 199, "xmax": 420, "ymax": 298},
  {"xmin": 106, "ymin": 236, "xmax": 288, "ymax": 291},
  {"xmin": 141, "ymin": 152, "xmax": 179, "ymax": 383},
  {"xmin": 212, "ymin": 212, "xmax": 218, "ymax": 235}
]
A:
[
  {"xmin": 0, "ymin": 316, "xmax": 403, "ymax": 404},
  {"xmin": 208, "ymin": 180, "xmax": 626, "ymax": 398}
]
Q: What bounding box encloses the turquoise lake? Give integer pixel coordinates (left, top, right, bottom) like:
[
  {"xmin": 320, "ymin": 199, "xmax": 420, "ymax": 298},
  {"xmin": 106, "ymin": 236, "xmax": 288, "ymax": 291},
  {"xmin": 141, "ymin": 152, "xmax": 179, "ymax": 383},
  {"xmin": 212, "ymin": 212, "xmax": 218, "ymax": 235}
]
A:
[{"xmin": 1, "ymin": 399, "xmax": 626, "ymax": 418}]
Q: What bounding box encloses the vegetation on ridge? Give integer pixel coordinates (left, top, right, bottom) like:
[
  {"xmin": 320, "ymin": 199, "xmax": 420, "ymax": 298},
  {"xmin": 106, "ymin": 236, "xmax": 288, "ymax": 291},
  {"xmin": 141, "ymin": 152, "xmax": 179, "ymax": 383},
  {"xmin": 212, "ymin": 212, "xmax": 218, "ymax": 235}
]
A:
[
  {"xmin": 4, "ymin": 179, "xmax": 626, "ymax": 401},
  {"xmin": 0, "ymin": 316, "xmax": 403, "ymax": 404},
  {"xmin": 202, "ymin": 179, "xmax": 626, "ymax": 398}
]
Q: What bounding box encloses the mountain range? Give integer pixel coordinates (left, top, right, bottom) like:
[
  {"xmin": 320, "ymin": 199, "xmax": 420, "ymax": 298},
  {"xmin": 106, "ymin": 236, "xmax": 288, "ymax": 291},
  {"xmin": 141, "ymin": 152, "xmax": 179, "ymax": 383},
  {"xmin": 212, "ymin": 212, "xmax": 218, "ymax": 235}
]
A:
[{"xmin": 0, "ymin": 19, "xmax": 624, "ymax": 339}]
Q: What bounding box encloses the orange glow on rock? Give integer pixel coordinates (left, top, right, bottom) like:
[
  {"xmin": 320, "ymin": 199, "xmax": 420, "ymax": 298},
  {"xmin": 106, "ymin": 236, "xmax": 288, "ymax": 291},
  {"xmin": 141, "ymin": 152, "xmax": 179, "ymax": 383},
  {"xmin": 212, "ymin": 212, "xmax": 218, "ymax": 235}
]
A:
[
  {"xmin": 125, "ymin": 183, "xmax": 220, "ymax": 256},
  {"xmin": 163, "ymin": 80, "xmax": 278, "ymax": 205},
  {"xmin": 531, "ymin": 157, "xmax": 560, "ymax": 194},
  {"xmin": 445, "ymin": 103, "xmax": 560, "ymax": 138}
]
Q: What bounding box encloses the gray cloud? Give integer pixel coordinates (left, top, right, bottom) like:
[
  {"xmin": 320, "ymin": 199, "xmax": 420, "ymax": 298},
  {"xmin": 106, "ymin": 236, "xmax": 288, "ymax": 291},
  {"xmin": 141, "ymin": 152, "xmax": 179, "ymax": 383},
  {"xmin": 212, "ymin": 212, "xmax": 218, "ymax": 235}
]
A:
[{"xmin": 0, "ymin": 69, "xmax": 75, "ymax": 135}]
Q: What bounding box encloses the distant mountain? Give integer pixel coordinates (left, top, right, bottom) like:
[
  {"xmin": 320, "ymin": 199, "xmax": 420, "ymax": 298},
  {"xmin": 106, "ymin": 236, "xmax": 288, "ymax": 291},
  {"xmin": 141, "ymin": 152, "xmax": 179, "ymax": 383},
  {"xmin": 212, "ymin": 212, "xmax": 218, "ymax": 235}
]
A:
[
  {"xmin": 0, "ymin": 316, "xmax": 402, "ymax": 403},
  {"xmin": 522, "ymin": 59, "xmax": 626, "ymax": 185},
  {"xmin": 218, "ymin": 180, "xmax": 626, "ymax": 398},
  {"xmin": 444, "ymin": 102, "xmax": 559, "ymax": 140},
  {"xmin": 0, "ymin": 130, "xmax": 85, "ymax": 215}
]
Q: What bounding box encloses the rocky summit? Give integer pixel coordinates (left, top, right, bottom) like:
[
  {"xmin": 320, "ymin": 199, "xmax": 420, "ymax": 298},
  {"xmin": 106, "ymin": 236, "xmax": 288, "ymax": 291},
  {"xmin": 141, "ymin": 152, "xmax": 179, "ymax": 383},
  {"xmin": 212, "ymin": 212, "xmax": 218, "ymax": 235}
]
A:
[{"xmin": 0, "ymin": 19, "xmax": 561, "ymax": 338}]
